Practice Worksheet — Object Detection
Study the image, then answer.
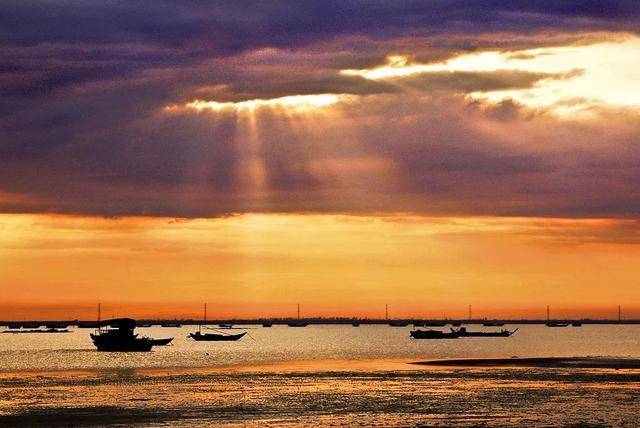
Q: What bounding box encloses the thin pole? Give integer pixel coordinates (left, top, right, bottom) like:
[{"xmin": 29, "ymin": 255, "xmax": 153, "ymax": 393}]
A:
[
  {"xmin": 468, "ymin": 304, "xmax": 471, "ymax": 321},
  {"xmin": 297, "ymin": 303, "xmax": 300, "ymax": 320},
  {"xmin": 98, "ymin": 302, "xmax": 101, "ymax": 322},
  {"xmin": 546, "ymin": 305, "xmax": 550, "ymax": 322},
  {"xmin": 385, "ymin": 304, "xmax": 388, "ymax": 321},
  {"xmin": 618, "ymin": 305, "xmax": 622, "ymax": 322}
]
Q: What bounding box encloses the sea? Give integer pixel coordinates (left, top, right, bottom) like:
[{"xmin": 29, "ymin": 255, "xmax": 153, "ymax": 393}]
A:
[{"xmin": 1, "ymin": 324, "xmax": 639, "ymax": 426}]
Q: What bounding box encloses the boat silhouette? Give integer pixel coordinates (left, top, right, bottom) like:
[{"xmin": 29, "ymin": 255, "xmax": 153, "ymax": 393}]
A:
[
  {"xmin": 90, "ymin": 318, "xmax": 173, "ymax": 352},
  {"xmin": 410, "ymin": 329, "xmax": 460, "ymax": 339},
  {"xmin": 482, "ymin": 321, "xmax": 505, "ymax": 327},
  {"xmin": 189, "ymin": 330, "xmax": 246, "ymax": 341},
  {"xmin": 189, "ymin": 304, "xmax": 246, "ymax": 341},
  {"xmin": 454, "ymin": 327, "xmax": 517, "ymax": 337}
]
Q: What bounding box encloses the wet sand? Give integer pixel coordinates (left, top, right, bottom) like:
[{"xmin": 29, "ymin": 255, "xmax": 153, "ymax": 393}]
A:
[
  {"xmin": 2, "ymin": 360, "xmax": 640, "ymax": 426},
  {"xmin": 412, "ymin": 356, "xmax": 640, "ymax": 369}
]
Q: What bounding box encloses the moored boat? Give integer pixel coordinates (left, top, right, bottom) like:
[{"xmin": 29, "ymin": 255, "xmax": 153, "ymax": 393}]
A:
[
  {"xmin": 90, "ymin": 318, "xmax": 171, "ymax": 352},
  {"xmin": 189, "ymin": 303, "xmax": 246, "ymax": 341},
  {"xmin": 189, "ymin": 331, "xmax": 246, "ymax": 341},
  {"xmin": 454, "ymin": 327, "xmax": 517, "ymax": 337},
  {"xmin": 410, "ymin": 329, "xmax": 460, "ymax": 339}
]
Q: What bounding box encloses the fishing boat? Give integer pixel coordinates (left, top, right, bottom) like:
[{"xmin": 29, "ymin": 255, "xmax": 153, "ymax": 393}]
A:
[
  {"xmin": 160, "ymin": 322, "xmax": 181, "ymax": 328},
  {"xmin": 262, "ymin": 322, "xmax": 273, "ymax": 327},
  {"xmin": 90, "ymin": 318, "xmax": 173, "ymax": 352},
  {"xmin": 454, "ymin": 327, "xmax": 518, "ymax": 337},
  {"xmin": 410, "ymin": 329, "xmax": 460, "ymax": 339},
  {"xmin": 571, "ymin": 320, "xmax": 583, "ymax": 327},
  {"xmin": 423, "ymin": 321, "xmax": 447, "ymax": 327},
  {"xmin": 352, "ymin": 322, "xmax": 360, "ymax": 327},
  {"xmin": 389, "ymin": 321, "xmax": 409, "ymax": 327},
  {"xmin": 546, "ymin": 321, "xmax": 569, "ymax": 327},
  {"xmin": 3, "ymin": 328, "xmax": 71, "ymax": 334},
  {"xmin": 188, "ymin": 303, "xmax": 246, "ymax": 341},
  {"xmin": 287, "ymin": 304, "xmax": 308, "ymax": 327},
  {"xmin": 189, "ymin": 330, "xmax": 246, "ymax": 341},
  {"xmin": 218, "ymin": 323, "xmax": 234, "ymax": 328},
  {"xmin": 482, "ymin": 321, "xmax": 505, "ymax": 327},
  {"xmin": 150, "ymin": 337, "xmax": 174, "ymax": 345}
]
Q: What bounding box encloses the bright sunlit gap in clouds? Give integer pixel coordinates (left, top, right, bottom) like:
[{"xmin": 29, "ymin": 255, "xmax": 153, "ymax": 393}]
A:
[
  {"xmin": 167, "ymin": 94, "xmax": 346, "ymax": 113},
  {"xmin": 342, "ymin": 35, "xmax": 640, "ymax": 115}
]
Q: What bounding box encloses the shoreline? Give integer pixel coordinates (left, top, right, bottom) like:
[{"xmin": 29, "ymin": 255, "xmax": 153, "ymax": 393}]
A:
[{"xmin": 411, "ymin": 357, "xmax": 640, "ymax": 369}]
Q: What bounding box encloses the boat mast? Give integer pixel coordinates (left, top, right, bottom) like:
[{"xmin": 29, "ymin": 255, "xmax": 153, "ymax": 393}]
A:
[
  {"xmin": 385, "ymin": 304, "xmax": 388, "ymax": 321},
  {"xmin": 97, "ymin": 302, "xmax": 101, "ymax": 332},
  {"xmin": 297, "ymin": 303, "xmax": 300, "ymax": 320}
]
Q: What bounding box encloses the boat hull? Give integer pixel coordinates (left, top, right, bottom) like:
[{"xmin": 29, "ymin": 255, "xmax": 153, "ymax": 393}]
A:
[
  {"xmin": 90, "ymin": 334, "xmax": 154, "ymax": 352},
  {"xmin": 410, "ymin": 329, "xmax": 460, "ymax": 339},
  {"xmin": 189, "ymin": 332, "xmax": 246, "ymax": 341}
]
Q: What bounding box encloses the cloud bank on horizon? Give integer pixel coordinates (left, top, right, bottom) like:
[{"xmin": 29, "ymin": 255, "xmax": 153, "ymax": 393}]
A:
[{"xmin": 2, "ymin": 1, "xmax": 640, "ymax": 218}]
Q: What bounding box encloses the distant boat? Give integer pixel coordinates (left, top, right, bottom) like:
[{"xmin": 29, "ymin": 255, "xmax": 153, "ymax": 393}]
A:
[
  {"xmin": 90, "ymin": 318, "xmax": 172, "ymax": 352},
  {"xmin": 571, "ymin": 321, "xmax": 583, "ymax": 327},
  {"xmin": 160, "ymin": 322, "xmax": 181, "ymax": 328},
  {"xmin": 482, "ymin": 321, "xmax": 505, "ymax": 327},
  {"xmin": 410, "ymin": 329, "xmax": 460, "ymax": 339},
  {"xmin": 546, "ymin": 321, "xmax": 569, "ymax": 327},
  {"xmin": 454, "ymin": 327, "xmax": 517, "ymax": 337},
  {"xmin": 352, "ymin": 322, "xmax": 360, "ymax": 327},
  {"xmin": 138, "ymin": 323, "xmax": 154, "ymax": 328},
  {"xmin": 389, "ymin": 321, "xmax": 409, "ymax": 327},
  {"xmin": 189, "ymin": 331, "xmax": 246, "ymax": 341},
  {"xmin": 288, "ymin": 303, "xmax": 308, "ymax": 327},
  {"xmin": 150, "ymin": 337, "xmax": 173, "ymax": 346},
  {"xmin": 77, "ymin": 322, "xmax": 99, "ymax": 329},
  {"xmin": 287, "ymin": 322, "xmax": 309, "ymax": 327},
  {"xmin": 189, "ymin": 303, "xmax": 246, "ymax": 341},
  {"xmin": 451, "ymin": 321, "xmax": 462, "ymax": 327},
  {"xmin": 218, "ymin": 323, "xmax": 234, "ymax": 329},
  {"xmin": 262, "ymin": 322, "xmax": 273, "ymax": 327},
  {"xmin": 3, "ymin": 328, "xmax": 71, "ymax": 334},
  {"xmin": 424, "ymin": 321, "xmax": 447, "ymax": 327}
]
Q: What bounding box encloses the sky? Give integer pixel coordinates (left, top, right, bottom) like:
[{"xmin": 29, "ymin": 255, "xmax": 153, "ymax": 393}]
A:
[{"xmin": 1, "ymin": 1, "xmax": 640, "ymax": 320}]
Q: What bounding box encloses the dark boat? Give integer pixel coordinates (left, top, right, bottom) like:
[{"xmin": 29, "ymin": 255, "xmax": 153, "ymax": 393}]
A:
[
  {"xmin": 352, "ymin": 322, "xmax": 360, "ymax": 327},
  {"xmin": 262, "ymin": 322, "xmax": 273, "ymax": 327},
  {"xmin": 160, "ymin": 322, "xmax": 181, "ymax": 328},
  {"xmin": 3, "ymin": 328, "xmax": 71, "ymax": 334},
  {"xmin": 482, "ymin": 321, "xmax": 505, "ymax": 327},
  {"xmin": 410, "ymin": 329, "xmax": 460, "ymax": 339},
  {"xmin": 455, "ymin": 327, "xmax": 518, "ymax": 337},
  {"xmin": 424, "ymin": 321, "xmax": 447, "ymax": 327},
  {"xmin": 218, "ymin": 323, "xmax": 234, "ymax": 328},
  {"xmin": 189, "ymin": 331, "xmax": 246, "ymax": 341},
  {"xmin": 138, "ymin": 323, "xmax": 154, "ymax": 328},
  {"xmin": 546, "ymin": 321, "xmax": 569, "ymax": 327},
  {"xmin": 571, "ymin": 320, "xmax": 583, "ymax": 327},
  {"xmin": 150, "ymin": 337, "xmax": 173, "ymax": 346},
  {"xmin": 287, "ymin": 322, "xmax": 309, "ymax": 327},
  {"xmin": 90, "ymin": 318, "xmax": 172, "ymax": 352},
  {"xmin": 389, "ymin": 321, "xmax": 409, "ymax": 327},
  {"xmin": 451, "ymin": 321, "xmax": 462, "ymax": 327},
  {"xmin": 189, "ymin": 303, "xmax": 246, "ymax": 341},
  {"xmin": 288, "ymin": 304, "xmax": 308, "ymax": 327}
]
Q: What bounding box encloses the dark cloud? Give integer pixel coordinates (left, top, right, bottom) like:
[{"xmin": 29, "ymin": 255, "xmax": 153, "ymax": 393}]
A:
[{"xmin": 1, "ymin": 2, "xmax": 640, "ymax": 218}]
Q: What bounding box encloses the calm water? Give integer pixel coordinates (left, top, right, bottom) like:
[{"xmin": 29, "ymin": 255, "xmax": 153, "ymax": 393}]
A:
[{"xmin": 2, "ymin": 324, "xmax": 640, "ymax": 426}]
